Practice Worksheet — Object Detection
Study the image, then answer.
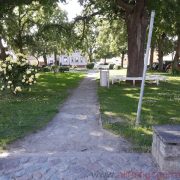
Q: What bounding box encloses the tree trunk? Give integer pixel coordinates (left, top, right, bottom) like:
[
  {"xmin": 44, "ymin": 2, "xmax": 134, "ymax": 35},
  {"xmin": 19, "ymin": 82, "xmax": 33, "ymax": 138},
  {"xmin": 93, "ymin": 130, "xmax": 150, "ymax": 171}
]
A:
[
  {"xmin": 121, "ymin": 51, "xmax": 125, "ymax": 68},
  {"xmin": 172, "ymin": 34, "xmax": 180, "ymax": 74},
  {"xmin": 0, "ymin": 37, "xmax": 7, "ymax": 60},
  {"xmin": 88, "ymin": 48, "xmax": 93, "ymax": 62},
  {"xmin": 150, "ymin": 45, "xmax": 154, "ymax": 69},
  {"xmin": 126, "ymin": 1, "xmax": 148, "ymax": 77},
  {"xmin": 157, "ymin": 36, "xmax": 164, "ymax": 71},
  {"xmin": 104, "ymin": 58, "xmax": 106, "ymax": 64},
  {"xmin": 18, "ymin": 33, "xmax": 24, "ymax": 54},
  {"xmin": 43, "ymin": 53, "xmax": 47, "ymax": 66},
  {"xmin": 54, "ymin": 50, "xmax": 58, "ymax": 65}
]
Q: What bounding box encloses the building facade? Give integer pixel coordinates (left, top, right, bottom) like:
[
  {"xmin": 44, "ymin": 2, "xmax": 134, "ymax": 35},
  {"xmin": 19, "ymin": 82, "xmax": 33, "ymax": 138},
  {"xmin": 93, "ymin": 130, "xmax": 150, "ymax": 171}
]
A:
[{"xmin": 47, "ymin": 51, "xmax": 87, "ymax": 67}]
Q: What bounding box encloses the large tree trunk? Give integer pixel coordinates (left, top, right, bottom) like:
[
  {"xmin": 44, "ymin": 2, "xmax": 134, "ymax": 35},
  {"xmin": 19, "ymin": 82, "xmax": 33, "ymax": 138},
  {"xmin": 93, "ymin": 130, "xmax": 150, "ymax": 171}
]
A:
[
  {"xmin": 121, "ymin": 51, "xmax": 125, "ymax": 68},
  {"xmin": 172, "ymin": 34, "xmax": 180, "ymax": 74},
  {"xmin": 126, "ymin": 1, "xmax": 148, "ymax": 77},
  {"xmin": 150, "ymin": 45, "xmax": 154, "ymax": 69}
]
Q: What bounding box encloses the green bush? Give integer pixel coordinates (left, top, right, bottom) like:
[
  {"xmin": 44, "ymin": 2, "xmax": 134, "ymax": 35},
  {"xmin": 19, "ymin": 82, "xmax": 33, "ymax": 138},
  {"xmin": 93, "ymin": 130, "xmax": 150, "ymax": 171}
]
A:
[
  {"xmin": 86, "ymin": 63, "xmax": 94, "ymax": 69},
  {"xmin": 59, "ymin": 66, "xmax": 70, "ymax": 73},
  {"xmin": 42, "ymin": 66, "xmax": 51, "ymax": 72},
  {"xmin": 0, "ymin": 53, "xmax": 38, "ymax": 94}
]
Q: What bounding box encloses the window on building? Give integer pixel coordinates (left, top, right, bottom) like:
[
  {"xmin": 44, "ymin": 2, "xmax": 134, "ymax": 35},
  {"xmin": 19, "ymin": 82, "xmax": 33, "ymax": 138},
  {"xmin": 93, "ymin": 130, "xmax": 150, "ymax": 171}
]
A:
[{"xmin": 64, "ymin": 57, "xmax": 68, "ymax": 62}]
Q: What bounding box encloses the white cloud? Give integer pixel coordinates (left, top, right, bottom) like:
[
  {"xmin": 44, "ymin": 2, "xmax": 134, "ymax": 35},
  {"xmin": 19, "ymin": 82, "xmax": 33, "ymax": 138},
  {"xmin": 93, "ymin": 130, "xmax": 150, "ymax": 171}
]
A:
[{"xmin": 58, "ymin": 0, "xmax": 83, "ymax": 21}]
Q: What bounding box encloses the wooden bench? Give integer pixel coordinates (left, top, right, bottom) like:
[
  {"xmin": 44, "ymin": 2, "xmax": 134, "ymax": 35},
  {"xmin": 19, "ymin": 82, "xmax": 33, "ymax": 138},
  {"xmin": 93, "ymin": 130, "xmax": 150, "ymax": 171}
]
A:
[
  {"xmin": 152, "ymin": 125, "xmax": 180, "ymax": 172},
  {"xmin": 110, "ymin": 75, "xmax": 167, "ymax": 86}
]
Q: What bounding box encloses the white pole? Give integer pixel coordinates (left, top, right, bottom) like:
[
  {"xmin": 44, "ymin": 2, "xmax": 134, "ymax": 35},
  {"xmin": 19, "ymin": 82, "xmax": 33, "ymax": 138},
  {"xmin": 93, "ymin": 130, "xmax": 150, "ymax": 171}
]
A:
[{"xmin": 136, "ymin": 11, "xmax": 155, "ymax": 125}]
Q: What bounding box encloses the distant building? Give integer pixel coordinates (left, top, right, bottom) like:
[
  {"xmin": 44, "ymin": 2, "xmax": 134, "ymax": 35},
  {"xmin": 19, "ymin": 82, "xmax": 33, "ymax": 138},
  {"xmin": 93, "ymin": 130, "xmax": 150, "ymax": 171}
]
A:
[{"xmin": 47, "ymin": 51, "xmax": 87, "ymax": 67}]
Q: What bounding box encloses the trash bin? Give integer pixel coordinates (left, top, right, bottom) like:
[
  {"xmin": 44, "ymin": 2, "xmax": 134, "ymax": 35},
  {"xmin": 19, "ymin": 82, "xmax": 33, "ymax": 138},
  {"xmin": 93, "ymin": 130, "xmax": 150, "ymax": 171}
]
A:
[{"xmin": 100, "ymin": 70, "xmax": 109, "ymax": 87}]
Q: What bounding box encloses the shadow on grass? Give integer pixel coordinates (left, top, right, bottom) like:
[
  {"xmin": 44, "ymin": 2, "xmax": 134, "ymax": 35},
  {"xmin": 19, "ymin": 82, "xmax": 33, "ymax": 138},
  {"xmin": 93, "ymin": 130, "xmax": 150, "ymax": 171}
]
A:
[{"xmin": 98, "ymin": 76, "xmax": 180, "ymax": 152}]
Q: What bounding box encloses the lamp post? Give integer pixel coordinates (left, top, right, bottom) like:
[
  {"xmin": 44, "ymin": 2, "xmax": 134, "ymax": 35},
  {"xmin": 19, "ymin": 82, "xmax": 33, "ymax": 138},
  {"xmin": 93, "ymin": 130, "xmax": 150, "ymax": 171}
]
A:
[{"xmin": 136, "ymin": 11, "xmax": 155, "ymax": 125}]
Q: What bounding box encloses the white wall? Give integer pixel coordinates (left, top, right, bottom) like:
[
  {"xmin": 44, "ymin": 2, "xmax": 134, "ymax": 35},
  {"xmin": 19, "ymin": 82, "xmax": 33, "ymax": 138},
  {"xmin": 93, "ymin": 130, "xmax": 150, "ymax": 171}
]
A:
[
  {"xmin": 60, "ymin": 51, "xmax": 87, "ymax": 66},
  {"xmin": 45, "ymin": 51, "xmax": 87, "ymax": 66}
]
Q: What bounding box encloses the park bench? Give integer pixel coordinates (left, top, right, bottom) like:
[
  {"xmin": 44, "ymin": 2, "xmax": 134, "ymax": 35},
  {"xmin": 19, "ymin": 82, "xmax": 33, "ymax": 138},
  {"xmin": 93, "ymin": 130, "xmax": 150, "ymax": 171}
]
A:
[
  {"xmin": 152, "ymin": 125, "xmax": 180, "ymax": 172},
  {"xmin": 110, "ymin": 75, "xmax": 167, "ymax": 86}
]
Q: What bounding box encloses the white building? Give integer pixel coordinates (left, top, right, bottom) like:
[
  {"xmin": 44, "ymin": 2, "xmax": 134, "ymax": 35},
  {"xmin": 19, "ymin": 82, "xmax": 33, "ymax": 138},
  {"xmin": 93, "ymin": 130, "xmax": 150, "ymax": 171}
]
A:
[{"xmin": 47, "ymin": 51, "xmax": 87, "ymax": 67}]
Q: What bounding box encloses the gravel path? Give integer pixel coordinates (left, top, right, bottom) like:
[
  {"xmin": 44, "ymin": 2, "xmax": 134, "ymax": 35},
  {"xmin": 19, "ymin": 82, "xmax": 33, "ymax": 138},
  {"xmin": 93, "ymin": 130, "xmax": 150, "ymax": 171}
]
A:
[{"xmin": 0, "ymin": 71, "xmax": 174, "ymax": 180}]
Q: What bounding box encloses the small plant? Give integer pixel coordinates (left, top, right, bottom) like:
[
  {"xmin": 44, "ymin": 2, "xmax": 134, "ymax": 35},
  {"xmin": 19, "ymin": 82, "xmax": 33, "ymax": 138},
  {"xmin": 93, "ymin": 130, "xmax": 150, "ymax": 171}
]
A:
[
  {"xmin": 86, "ymin": 63, "xmax": 94, "ymax": 69},
  {"xmin": 0, "ymin": 53, "xmax": 39, "ymax": 94},
  {"xmin": 42, "ymin": 66, "xmax": 51, "ymax": 72},
  {"xmin": 59, "ymin": 66, "xmax": 70, "ymax": 73}
]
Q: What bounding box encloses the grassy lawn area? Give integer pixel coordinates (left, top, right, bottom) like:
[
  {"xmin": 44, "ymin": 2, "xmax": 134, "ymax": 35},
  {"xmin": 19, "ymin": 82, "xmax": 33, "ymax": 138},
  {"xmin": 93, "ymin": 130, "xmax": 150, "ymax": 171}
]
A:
[
  {"xmin": 0, "ymin": 72, "xmax": 84, "ymax": 152},
  {"xmin": 98, "ymin": 69, "xmax": 180, "ymax": 152}
]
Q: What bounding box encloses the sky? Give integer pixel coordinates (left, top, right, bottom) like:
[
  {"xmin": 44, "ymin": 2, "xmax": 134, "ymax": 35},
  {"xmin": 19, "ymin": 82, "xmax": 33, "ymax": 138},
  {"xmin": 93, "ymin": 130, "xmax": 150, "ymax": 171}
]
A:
[{"xmin": 58, "ymin": 0, "xmax": 83, "ymax": 21}]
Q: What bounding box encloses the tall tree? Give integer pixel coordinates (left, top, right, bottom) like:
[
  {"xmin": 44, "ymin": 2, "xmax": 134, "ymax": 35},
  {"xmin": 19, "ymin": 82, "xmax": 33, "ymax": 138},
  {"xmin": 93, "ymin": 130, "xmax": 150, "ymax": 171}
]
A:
[
  {"xmin": 2, "ymin": 3, "xmax": 44, "ymax": 53},
  {"xmin": 149, "ymin": 0, "xmax": 180, "ymax": 72},
  {"xmin": 79, "ymin": 0, "xmax": 148, "ymax": 77},
  {"xmin": 0, "ymin": 0, "xmax": 65, "ymax": 59},
  {"xmin": 28, "ymin": 4, "xmax": 70, "ymax": 64}
]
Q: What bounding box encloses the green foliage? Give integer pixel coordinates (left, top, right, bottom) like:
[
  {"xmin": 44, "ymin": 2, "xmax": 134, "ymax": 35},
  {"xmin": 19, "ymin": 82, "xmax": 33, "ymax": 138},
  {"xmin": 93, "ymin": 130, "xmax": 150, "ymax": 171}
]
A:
[
  {"xmin": 86, "ymin": 63, "xmax": 94, "ymax": 69},
  {"xmin": 95, "ymin": 20, "xmax": 127, "ymax": 60},
  {"xmin": 0, "ymin": 54, "xmax": 38, "ymax": 94},
  {"xmin": 0, "ymin": 1, "xmax": 75, "ymax": 64},
  {"xmin": 29, "ymin": 3, "xmax": 73, "ymax": 58},
  {"xmin": 59, "ymin": 66, "xmax": 70, "ymax": 72},
  {"xmin": 41, "ymin": 66, "xmax": 51, "ymax": 72},
  {"xmin": 2, "ymin": 2, "xmax": 44, "ymax": 53}
]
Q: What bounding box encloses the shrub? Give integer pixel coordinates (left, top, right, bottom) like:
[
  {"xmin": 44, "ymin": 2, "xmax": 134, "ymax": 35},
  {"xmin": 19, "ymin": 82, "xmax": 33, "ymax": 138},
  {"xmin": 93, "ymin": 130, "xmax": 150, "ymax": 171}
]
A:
[
  {"xmin": 86, "ymin": 63, "xmax": 94, "ymax": 69},
  {"xmin": 51, "ymin": 65, "xmax": 59, "ymax": 73},
  {"xmin": 42, "ymin": 66, "xmax": 51, "ymax": 72},
  {"xmin": 59, "ymin": 66, "xmax": 70, "ymax": 73},
  {"xmin": 72, "ymin": 65, "xmax": 78, "ymax": 69},
  {"xmin": 0, "ymin": 54, "xmax": 39, "ymax": 94}
]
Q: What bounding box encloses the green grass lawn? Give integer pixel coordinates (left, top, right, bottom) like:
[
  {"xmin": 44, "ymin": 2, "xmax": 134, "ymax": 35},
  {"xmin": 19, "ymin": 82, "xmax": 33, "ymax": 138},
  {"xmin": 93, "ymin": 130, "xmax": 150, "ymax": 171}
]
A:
[
  {"xmin": 0, "ymin": 72, "xmax": 84, "ymax": 151},
  {"xmin": 98, "ymin": 70, "xmax": 180, "ymax": 152}
]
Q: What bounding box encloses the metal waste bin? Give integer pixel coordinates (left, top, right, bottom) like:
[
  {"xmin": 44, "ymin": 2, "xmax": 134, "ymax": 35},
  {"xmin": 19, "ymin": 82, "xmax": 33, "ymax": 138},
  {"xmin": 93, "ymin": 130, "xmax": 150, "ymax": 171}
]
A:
[{"xmin": 100, "ymin": 70, "xmax": 109, "ymax": 87}]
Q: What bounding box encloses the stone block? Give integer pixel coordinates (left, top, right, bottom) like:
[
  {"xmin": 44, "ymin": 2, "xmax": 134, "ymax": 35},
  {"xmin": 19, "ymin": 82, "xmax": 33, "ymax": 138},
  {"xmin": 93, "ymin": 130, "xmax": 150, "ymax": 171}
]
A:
[{"xmin": 152, "ymin": 125, "xmax": 180, "ymax": 172}]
